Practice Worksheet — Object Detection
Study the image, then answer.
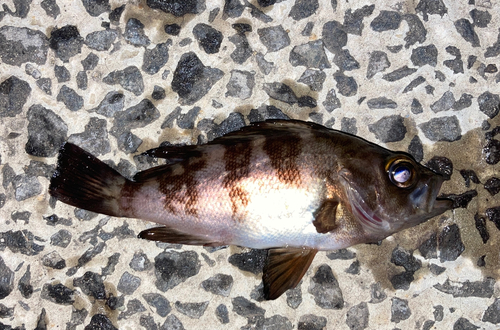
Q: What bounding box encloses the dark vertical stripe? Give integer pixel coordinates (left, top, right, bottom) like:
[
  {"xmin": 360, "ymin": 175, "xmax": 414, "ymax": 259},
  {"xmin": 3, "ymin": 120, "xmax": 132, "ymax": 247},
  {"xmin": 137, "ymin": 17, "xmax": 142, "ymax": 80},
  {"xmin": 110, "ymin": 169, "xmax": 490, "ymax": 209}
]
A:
[{"xmin": 263, "ymin": 133, "xmax": 302, "ymax": 185}]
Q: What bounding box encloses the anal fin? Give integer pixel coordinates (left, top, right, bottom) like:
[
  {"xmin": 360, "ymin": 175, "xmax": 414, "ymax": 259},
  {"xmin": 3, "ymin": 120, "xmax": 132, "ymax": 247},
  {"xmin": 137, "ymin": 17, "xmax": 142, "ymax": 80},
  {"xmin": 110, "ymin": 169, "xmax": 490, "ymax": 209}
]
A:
[
  {"xmin": 263, "ymin": 248, "xmax": 318, "ymax": 300},
  {"xmin": 138, "ymin": 227, "xmax": 223, "ymax": 247}
]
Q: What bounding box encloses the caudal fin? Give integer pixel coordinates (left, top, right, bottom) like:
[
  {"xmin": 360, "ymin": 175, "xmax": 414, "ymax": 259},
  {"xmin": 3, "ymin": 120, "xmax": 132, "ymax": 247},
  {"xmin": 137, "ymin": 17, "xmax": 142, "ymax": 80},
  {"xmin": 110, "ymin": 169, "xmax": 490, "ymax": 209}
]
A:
[{"xmin": 49, "ymin": 143, "xmax": 128, "ymax": 217}]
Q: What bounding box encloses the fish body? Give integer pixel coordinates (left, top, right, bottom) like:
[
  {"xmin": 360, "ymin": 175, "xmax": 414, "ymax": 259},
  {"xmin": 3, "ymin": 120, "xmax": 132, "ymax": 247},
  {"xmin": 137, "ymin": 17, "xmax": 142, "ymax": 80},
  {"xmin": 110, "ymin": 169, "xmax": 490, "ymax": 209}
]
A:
[{"xmin": 49, "ymin": 120, "xmax": 452, "ymax": 299}]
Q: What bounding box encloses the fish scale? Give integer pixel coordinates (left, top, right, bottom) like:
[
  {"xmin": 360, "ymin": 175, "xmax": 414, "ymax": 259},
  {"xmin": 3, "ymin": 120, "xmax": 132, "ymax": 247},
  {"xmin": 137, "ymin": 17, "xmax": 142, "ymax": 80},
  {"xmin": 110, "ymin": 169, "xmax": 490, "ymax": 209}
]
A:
[{"xmin": 49, "ymin": 119, "xmax": 452, "ymax": 300}]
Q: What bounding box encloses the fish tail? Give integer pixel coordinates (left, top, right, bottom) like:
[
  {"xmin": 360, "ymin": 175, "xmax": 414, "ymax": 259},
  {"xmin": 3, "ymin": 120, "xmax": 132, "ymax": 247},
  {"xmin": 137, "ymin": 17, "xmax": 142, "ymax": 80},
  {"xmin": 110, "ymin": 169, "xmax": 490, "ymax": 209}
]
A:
[{"xmin": 49, "ymin": 142, "xmax": 129, "ymax": 217}]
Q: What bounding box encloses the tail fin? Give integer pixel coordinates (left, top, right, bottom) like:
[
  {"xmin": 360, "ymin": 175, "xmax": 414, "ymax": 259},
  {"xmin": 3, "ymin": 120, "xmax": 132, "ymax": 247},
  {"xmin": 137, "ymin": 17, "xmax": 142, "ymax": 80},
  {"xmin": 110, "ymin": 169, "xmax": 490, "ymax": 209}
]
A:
[{"xmin": 49, "ymin": 143, "xmax": 129, "ymax": 217}]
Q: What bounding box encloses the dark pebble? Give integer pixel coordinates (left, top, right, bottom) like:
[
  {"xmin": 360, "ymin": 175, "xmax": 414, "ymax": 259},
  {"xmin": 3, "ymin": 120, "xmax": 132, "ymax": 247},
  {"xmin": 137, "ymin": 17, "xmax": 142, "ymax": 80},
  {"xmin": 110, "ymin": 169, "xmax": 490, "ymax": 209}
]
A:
[
  {"xmin": 232, "ymin": 296, "xmax": 266, "ymax": 318},
  {"xmin": 367, "ymin": 97, "xmax": 397, "ymax": 109},
  {"xmin": 368, "ymin": 115, "xmax": 406, "ymax": 143},
  {"xmin": 106, "ymin": 293, "xmax": 123, "ymax": 311},
  {"xmin": 193, "ymin": 23, "xmax": 223, "ymax": 54},
  {"xmin": 129, "ymin": 252, "xmax": 151, "ymax": 271},
  {"xmin": 382, "ymin": 65, "xmax": 417, "ymax": 81},
  {"xmin": 429, "ymin": 263, "xmax": 446, "ymax": 275},
  {"xmin": 340, "ymin": 117, "xmax": 357, "ymax": 135},
  {"xmin": 118, "ymin": 299, "xmax": 146, "ymax": 320},
  {"xmin": 216, "ymin": 304, "xmax": 229, "ymax": 324},
  {"xmin": 453, "ymin": 93, "xmax": 473, "ymax": 110},
  {"xmin": 391, "ymin": 271, "xmax": 415, "ymax": 290},
  {"xmin": 308, "ymin": 264, "xmax": 344, "ymax": 309},
  {"xmin": 74, "ymin": 271, "xmax": 106, "ymax": 300},
  {"xmin": 298, "ymin": 69, "xmax": 326, "ymax": 92},
  {"xmin": 453, "ymin": 317, "xmax": 479, "ymax": 330},
  {"xmin": 391, "ymin": 297, "xmax": 411, "ymax": 323},
  {"xmin": 117, "ymin": 271, "xmax": 141, "ymax": 295},
  {"xmin": 226, "ymin": 70, "xmax": 255, "ymax": 100},
  {"xmin": 301, "ymin": 22, "xmax": 314, "ymax": 36},
  {"xmin": 298, "ymin": 314, "xmax": 327, "ymax": 330},
  {"xmin": 454, "ymin": 19, "xmax": 480, "ymax": 47},
  {"xmin": 84, "ymin": 314, "xmax": 118, "ymax": 330},
  {"xmin": 0, "ymin": 76, "xmax": 31, "ymax": 117},
  {"xmin": 342, "ymin": 5, "xmax": 375, "ymax": 35},
  {"xmin": 327, "ymin": 248, "xmax": 356, "ymax": 260},
  {"xmin": 25, "ymin": 104, "xmax": 67, "ymax": 157},
  {"xmin": 13, "ymin": 175, "xmax": 42, "ymax": 201},
  {"xmin": 438, "ymin": 224, "xmax": 465, "ymax": 262},
  {"xmin": 229, "ymin": 33, "xmax": 252, "ymax": 64},
  {"xmin": 484, "ymin": 177, "xmax": 500, "ymax": 196},
  {"xmin": 92, "ymin": 91, "xmax": 124, "ymax": 117},
  {"xmin": 175, "ymin": 301, "xmax": 209, "ymax": 319},
  {"xmin": 50, "ymin": 229, "xmax": 72, "ymax": 248},
  {"xmin": 18, "ymin": 265, "xmax": 33, "ymax": 298},
  {"xmin": 57, "ymin": 85, "xmax": 83, "ymax": 111},
  {"xmin": 42, "ymin": 251, "xmax": 66, "ymax": 269},
  {"xmin": 49, "ymin": 25, "xmax": 84, "ymax": 62},
  {"xmin": 160, "ymin": 315, "xmax": 184, "ymax": 330},
  {"xmin": 345, "ymin": 260, "xmax": 360, "ymax": 275},
  {"xmin": 147, "ymin": 0, "xmax": 205, "ymax": 16},
  {"xmin": 346, "ymin": 302, "xmax": 369, "ymax": 330},
  {"xmin": 416, "ymin": 0, "xmax": 448, "ymax": 21},
  {"xmin": 117, "ymin": 131, "xmax": 141, "ymax": 153},
  {"xmin": 478, "ymin": 91, "xmax": 500, "ymax": 119},
  {"xmin": 228, "ymin": 249, "xmax": 266, "ymax": 275},
  {"xmin": 263, "ymin": 82, "xmax": 299, "ymax": 104},
  {"xmin": 103, "ymin": 66, "xmax": 144, "ymax": 96},
  {"xmin": 142, "ymin": 41, "xmax": 171, "ymax": 75},
  {"xmin": 85, "ymin": 29, "xmax": 118, "ymax": 51},
  {"xmin": 101, "ymin": 253, "xmax": 120, "ymax": 277},
  {"xmin": 322, "ymin": 20, "xmax": 347, "ymax": 53},
  {"xmin": 154, "ymin": 250, "xmax": 201, "ymax": 292},
  {"xmin": 124, "ymin": 18, "xmax": 150, "ymax": 47},
  {"xmin": 256, "ymin": 52, "xmax": 274, "ymax": 75},
  {"xmin": 459, "ymin": 169, "xmax": 480, "ymax": 187},
  {"xmin": 403, "ymin": 76, "xmax": 426, "ymax": 93},
  {"xmin": 419, "ymin": 116, "xmax": 461, "ymax": 142},
  {"xmin": 0, "ymin": 26, "xmax": 49, "ymax": 65},
  {"xmin": 408, "ymin": 135, "xmax": 423, "ymax": 162},
  {"xmin": 483, "ymin": 139, "xmax": 500, "ymax": 165},
  {"xmin": 36, "ymin": 77, "xmax": 52, "ymax": 95},
  {"xmin": 333, "ymin": 49, "xmax": 360, "ymax": 71},
  {"xmin": 403, "ymin": 14, "xmax": 427, "ymax": 48},
  {"xmin": 387, "ymin": 45, "xmax": 403, "ymax": 53},
  {"xmin": 143, "ymin": 293, "xmax": 171, "ymax": 317},
  {"xmin": 201, "ymin": 273, "xmax": 233, "ymax": 296},
  {"xmin": 0, "ymin": 257, "xmax": 14, "ymax": 299},
  {"xmin": 426, "ymin": 84, "xmax": 435, "ymax": 95},
  {"xmin": 441, "ymin": 190, "xmax": 477, "ymax": 209},
  {"xmin": 41, "ymin": 0, "xmax": 60, "ymax": 18},
  {"xmin": 258, "ymin": 25, "xmax": 290, "ymax": 52},
  {"xmin": 286, "ymin": 285, "xmax": 302, "ymax": 309},
  {"xmin": 431, "ymin": 91, "xmax": 455, "ymax": 112},
  {"xmin": 391, "ymin": 246, "xmax": 421, "ymax": 272},
  {"xmin": 334, "ymin": 74, "xmax": 357, "ymax": 97},
  {"xmin": 289, "ymin": 40, "xmax": 331, "ymax": 69},
  {"xmin": 54, "ymin": 65, "xmax": 71, "ymax": 82},
  {"xmin": 247, "ymin": 105, "xmax": 289, "ymax": 122},
  {"xmin": 164, "ymin": 23, "xmax": 181, "ymax": 36},
  {"xmin": 68, "ymin": 117, "xmax": 110, "ymax": 155},
  {"xmin": 482, "ymin": 298, "xmax": 500, "ymax": 324},
  {"xmin": 370, "ymin": 11, "xmax": 402, "ymax": 32},
  {"xmin": 366, "ymin": 51, "xmax": 390, "ymax": 79},
  {"xmin": 41, "ymin": 283, "xmax": 75, "ymax": 305},
  {"xmin": 0, "ymin": 303, "xmax": 14, "ymax": 318},
  {"xmin": 477, "ymin": 255, "xmax": 486, "ymax": 267},
  {"xmin": 151, "ymin": 85, "xmax": 166, "ymax": 100},
  {"xmin": 81, "ymin": 0, "xmax": 110, "ymax": 17},
  {"xmin": 289, "ymin": 0, "xmax": 319, "ymax": 21},
  {"xmin": 485, "ymin": 206, "xmax": 500, "ymax": 230},
  {"xmin": 411, "ymin": 44, "xmax": 438, "ymax": 67},
  {"xmin": 109, "ymin": 4, "xmax": 125, "ymax": 24},
  {"xmin": 171, "ymin": 52, "xmax": 223, "ymax": 105}
]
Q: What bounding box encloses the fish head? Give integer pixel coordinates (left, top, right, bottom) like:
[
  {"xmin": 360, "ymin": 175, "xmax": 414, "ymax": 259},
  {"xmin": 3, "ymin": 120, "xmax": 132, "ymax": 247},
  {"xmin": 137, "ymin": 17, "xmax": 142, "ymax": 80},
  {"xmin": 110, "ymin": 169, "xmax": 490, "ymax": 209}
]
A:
[{"xmin": 339, "ymin": 150, "xmax": 453, "ymax": 242}]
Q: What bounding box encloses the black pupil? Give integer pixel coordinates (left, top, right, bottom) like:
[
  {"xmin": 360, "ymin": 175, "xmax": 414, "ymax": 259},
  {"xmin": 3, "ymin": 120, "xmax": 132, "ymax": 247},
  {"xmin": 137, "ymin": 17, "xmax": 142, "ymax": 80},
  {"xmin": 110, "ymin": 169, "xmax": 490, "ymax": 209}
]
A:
[{"xmin": 393, "ymin": 165, "xmax": 411, "ymax": 183}]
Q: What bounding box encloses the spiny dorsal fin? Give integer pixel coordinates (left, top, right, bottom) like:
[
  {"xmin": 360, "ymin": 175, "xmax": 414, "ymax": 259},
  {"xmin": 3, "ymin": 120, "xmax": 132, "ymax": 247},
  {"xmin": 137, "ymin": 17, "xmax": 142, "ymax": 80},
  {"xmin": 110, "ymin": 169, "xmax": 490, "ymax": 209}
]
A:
[
  {"xmin": 263, "ymin": 247, "xmax": 318, "ymax": 300},
  {"xmin": 138, "ymin": 226, "xmax": 223, "ymax": 247},
  {"xmin": 312, "ymin": 199, "xmax": 339, "ymax": 233}
]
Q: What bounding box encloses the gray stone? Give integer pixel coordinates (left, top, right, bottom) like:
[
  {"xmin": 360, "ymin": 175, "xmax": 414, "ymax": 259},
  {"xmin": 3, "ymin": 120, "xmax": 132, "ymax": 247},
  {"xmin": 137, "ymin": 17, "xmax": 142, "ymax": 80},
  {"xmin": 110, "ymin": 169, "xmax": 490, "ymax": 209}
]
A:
[
  {"xmin": 42, "ymin": 251, "xmax": 66, "ymax": 269},
  {"xmin": 41, "ymin": 283, "xmax": 75, "ymax": 305},
  {"xmin": 369, "ymin": 282, "xmax": 386, "ymax": 303},
  {"xmin": 411, "ymin": 44, "xmax": 438, "ymax": 66},
  {"xmin": 367, "ymin": 97, "xmax": 397, "ymax": 109},
  {"xmin": 298, "ymin": 314, "xmax": 327, "ymax": 330},
  {"xmin": 454, "ymin": 19, "xmax": 480, "ymax": 47},
  {"xmin": 453, "ymin": 317, "xmax": 479, "ymax": 330},
  {"xmin": 346, "ymin": 302, "xmax": 369, "ymax": 330},
  {"xmin": 308, "ymin": 264, "xmax": 344, "ymax": 309},
  {"xmin": 54, "ymin": 65, "xmax": 70, "ymax": 82},
  {"xmin": 342, "ymin": 5, "xmax": 375, "ymax": 35},
  {"xmin": 301, "ymin": 22, "xmax": 314, "ymax": 36},
  {"xmin": 142, "ymin": 41, "xmax": 172, "ymax": 75},
  {"xmin": 232, "ymin": 296, "xmax": 266, "ymax": 318},
  {"xmin": 334, "ymin": 74, "xmax": 357, "ymax": 97},
  {"xmin": 118, "ymin": 299, "xmax": 146, "ymax": 319},
  {"xmin": 0, "ymin": 303, "xmax": 14, "ymax": 318},
  {"xmin": 322, "ymin": 20, "xmax": 347, "ymax": 53},
  {"xmin": 49, "ymin": 25, "xmax": 83, "ymax": 62},
  {"xmin": 11, "ymin": 210, "xmax": 31, "ymax": 223},
  {"xmin": 263, "ymin": 82, "xmax": 298, "ymax": 104},
  {"xmin": 117, "ymin": 271, "xmax": 141, "ymax": 295},
  {"xmin": 391, "ymin": 298, "xmax": 411, "ymax": 323},
  {"xmin": 226, "ymin": 70, "xmax": 255, "ymax": 100},
  {"xmin": 431, "ymin": 91, "xmax": 455, "ymax": 112},
  {"xmin": 323, "ymin": 89, "xmax": 341, "ymax": 112},
  {"xmin": 289, "ymin": 40, "xmax": 331, "ymax": 69},
  {"xmin": 369, "ymin": 115, "xmax": 406, "ymax": 143},
  {"xmin": 333, "ymin": 49, "xmax": 360, "ymax": 71},
  {"xmin": 117, "ymin": 132, "xmax": 142, "ymax": 154},
  {"xmin": 408, "ymin": 135, "xmax": 423, "ymax": 162},
  {"xmin": 478, "ymin": 91, "xmax": 500, "ymax": 119},
  {"xmin": 0, "ymin": 26, "xmax": 49, "ymax": 65},
  {"xmin": 298, "ymin": 69, "xmax": 326, "ymax": 91},
  {"xmin": 57, "ymin": 85, "xmax": 83, "ymax": 111},
  {"xmin": 285, "ymin": 285, "xmax": 302, "ymax": 309},
  {"xmin": 152, "ymin": 85, "xmax": 166, "ymax": 100},
  {"xmin": 2, "ymin": 0, "xmax": 31, "ymax": 18},
  {"xmin": 482, "ymin": 298, "xmax": 500, "ymax": 324},
  {"xmin": 164, "ymin": 23, "xmax": 181, "ymax": 36},
  {"xmin": 0, "ymin": 76, "xmax": 31, "ymax": 117},
  {"xmin": 382, "ymin": 66, "xmax": 417, "ymax": 81},
  {"xmin": 193, "ymin": 23, "xmax": 223, "ymax": 54},
  {"xmin": 229, "ymin": 33, "xmax": 252, "ymax": 64},
  {"xmin": 470, "ymin": 9, "xmax": 491, "ymax": 28},
  {"xmin": 76, "ymin": 71, "xmax": 87, "ymax": 90},
  {"xmin": 263, "ymin": 315, "xmax": 293, "ymax": 330},
  {"xmin": 124, "ymin": 18, "xmax": 150, "ymax": 47},
  {"xmin": 143, "ymin": 293, "xmax": 171, "ymax": 317},
  {"xmin": 289, "ymin": 0, "xmax": 319, "ymax": 21},
  {"xmin": 2, "ymin": 229, "xmax": 44, "ymax": 255},
  {"xmin": 247, "ymin": 105, "xmax": 289, "ymax": 122},
  {"xmin": 25, "ymin": 104, "xmax": 67, "ymax": 157},
  {"xmin": 68, "ymin": 117, "xmax": 110, "ymax": 156},
  {"xmin": 434, "ymin": 305, "xmax": 444, "ymax": 321},
  {"xmin": 171, "ymin": 52, "xmax": 224, "ymax": 105},
  {"xmin": 366, "ymin": 51, "xmax": 390, "ymax": 79},
  {"xmin": 403, "ymin": 14, "xmax": 427, "ymax": 48},
  {"xmin": 91, "ymin": 91, "xmax": 124, "ymax": 117},
  {"xmin": 85, "ymin": 29, "xmax": 118, "ymax": 51},
  {"xmin": 130, "ymin": 252, "xmax": 151, "ymax": 271},
  {"xmin": 419, "ymin": 116, "xmax": 461, "ymax": 142},
  {"xmin": 37, "ymin": 77, "xmax": 52, "ymax": 95},
  {"xmin": 109, "ymin": 4, "xmax": 125, "ymax": 24},
  {"xmin": 0, "ymin": 257, "xmax": 14, "ymax": 299},
  {"xmin": 81, "ymin": 0, "xmax": 110, "ymax": 16},
  {"xmin": 444, "ymin": 46, "xmax": 464, "ymax": 74},
  {"xmin": 73, "ymin": 271, "xmax": 106, "ymax": 300},
  {"xmin": 177, "ymin": 107, "xmax": 200, "ymax": 129},
  {"xmin": 101, "ymin": 253, "xmax": 120, "ymax": 277},
  {"xmin": 439, "ymin": 224, "xmax": 465, "ymax": 262},
  {"xmin": 147, "ymin": 0, "xmax": 205, "ymax": 17},
  {"xmin": 434, "ymin": 277, "xmax": 495, "ymax": 298},
  {"xmin": 154, "ymin": 250, "xmax": 201, "ymax": 292},
  {"xmin": 175, "ymin": 301, "xmax": 209, "ymax": 319},
  {"xmin": 416, "ymin": 0, "xmax": 447, "ymax": 21},
  {"xmin": 160, "ymin": 314, "xmax": 185, "ymax": 330},
  {"xmin": 25, "ymin": 63, "xmax": 41, "ymax": 79},
  {"xmin": 2, "ymin": 164, "xmax": 16, "ymax": 189},
  {"xmin": 411, "ymin": 98, "xmax": 423, "ymax": 114},
  {"xmin": 41, "ymin": 0, "xmax": 60, "ymax": 18},
  {"xmin": 50, "ymin": 229, "xmax": 72, "ymax": 248},
  {"xmin": 403, "ymin": 76, "xmax": 426, "ymax": 93},
  {"xmin": 86, "ymin": 314, "xmax": 117, "ymax": 330},
  {"xmin": 103, "ymin": 66, "xmax": 144, "ymax": 96},
  {"xmin": 258, "ymin": 25, "xmax": 290, "ymax": 52},
  {"xmin": 201, "ymin": 274, "xmax": 233, "ymax": 296},
  {"xmin": 485, "ymin": 30, "xmax": 500, "ymax": 58},
  {"xmin": 256, "ymin": 52, "xmax": 274, "ymax": 75},
  {"xmin": 370, "ymin": 11, "xmax": 402, "ymax": 32},
  {"xmin": 216, "ymin": 304, "xmax": 229, "ymax": 324}
]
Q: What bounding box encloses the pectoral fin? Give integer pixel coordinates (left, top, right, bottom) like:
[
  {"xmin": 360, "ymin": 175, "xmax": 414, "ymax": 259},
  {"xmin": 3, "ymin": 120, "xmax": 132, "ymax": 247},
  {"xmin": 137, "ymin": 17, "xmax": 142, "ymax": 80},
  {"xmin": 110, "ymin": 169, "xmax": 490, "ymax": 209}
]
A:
[
  {"xmin": 312, "ymin": 199, "xmax": 339, "ymax": 233},
  {"xmin": 138, "ymin": 227, "xmax": 223, "ymax": 247},
  {"xmin": 263, "ymin": 248, "xmax": 318, "ymax": 300}
]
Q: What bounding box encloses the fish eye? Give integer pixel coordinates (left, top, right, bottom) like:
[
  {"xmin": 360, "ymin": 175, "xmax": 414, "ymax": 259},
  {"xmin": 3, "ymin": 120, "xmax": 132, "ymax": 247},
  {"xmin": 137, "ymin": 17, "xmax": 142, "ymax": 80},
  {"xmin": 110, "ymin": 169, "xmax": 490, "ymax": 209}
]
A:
[{"xmin": 386, "ymin": 157, "xmax": 417, "ymax": 189}]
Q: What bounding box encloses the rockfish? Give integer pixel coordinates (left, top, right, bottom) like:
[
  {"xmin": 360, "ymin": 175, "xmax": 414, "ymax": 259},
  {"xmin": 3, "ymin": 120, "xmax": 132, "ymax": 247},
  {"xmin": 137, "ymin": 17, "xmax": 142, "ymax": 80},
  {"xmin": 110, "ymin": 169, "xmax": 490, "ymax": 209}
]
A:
[{"xmin": 49, "ymin": 120, "xmax": 452, "ymax": 299}]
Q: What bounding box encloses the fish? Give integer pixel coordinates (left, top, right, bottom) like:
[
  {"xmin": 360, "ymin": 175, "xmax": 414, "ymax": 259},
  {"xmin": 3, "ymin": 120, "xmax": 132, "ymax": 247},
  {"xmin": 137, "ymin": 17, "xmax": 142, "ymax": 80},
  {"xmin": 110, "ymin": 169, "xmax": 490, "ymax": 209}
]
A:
[{"xmin": 49, "ymin": 119, "xmax": 453, "ymax": 300}]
